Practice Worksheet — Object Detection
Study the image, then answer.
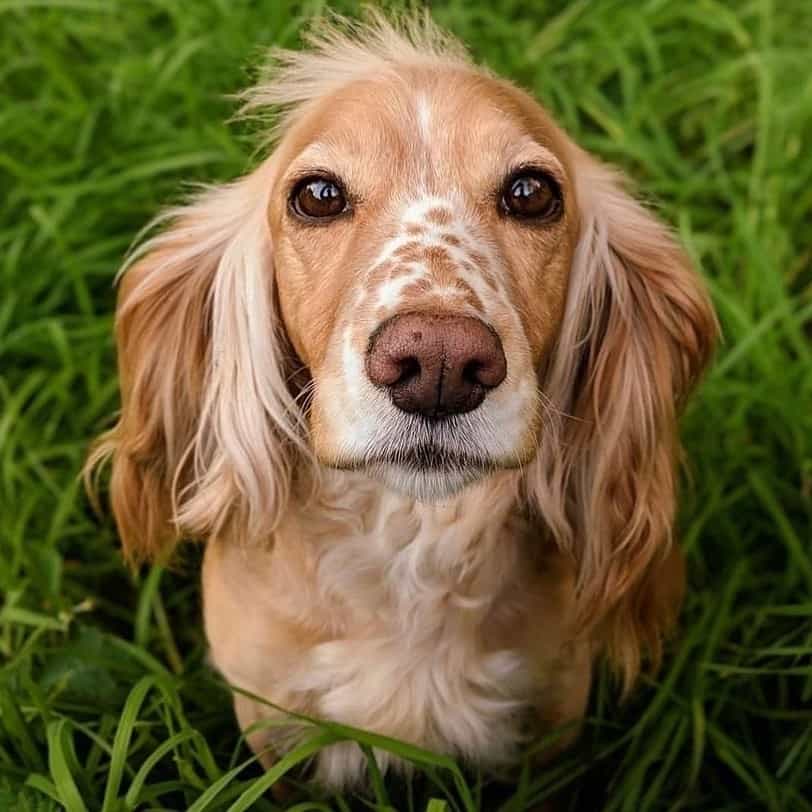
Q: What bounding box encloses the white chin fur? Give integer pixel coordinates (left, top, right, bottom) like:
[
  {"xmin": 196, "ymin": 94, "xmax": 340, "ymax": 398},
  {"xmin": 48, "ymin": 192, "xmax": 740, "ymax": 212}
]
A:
[{"xmin": 364, "ymin": 461, "xmax": 485, "ymax": 502}]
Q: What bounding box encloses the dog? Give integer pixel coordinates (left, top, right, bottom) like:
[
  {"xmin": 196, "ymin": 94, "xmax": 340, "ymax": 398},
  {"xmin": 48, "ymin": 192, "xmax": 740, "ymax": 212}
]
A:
[{"xmin": 88, "ymin": 11, "xmax": 717, "ymax": 789}]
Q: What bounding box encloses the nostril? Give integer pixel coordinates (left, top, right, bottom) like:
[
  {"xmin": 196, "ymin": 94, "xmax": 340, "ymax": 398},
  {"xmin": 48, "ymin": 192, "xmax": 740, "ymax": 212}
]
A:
[
  {"xmin": 462, "ymin": 360, "xmax": 484, "ymax": 386},
  {"xmin": 462, "ymin": 354, "xmax": 505, "ymax": 389},
  {"xmin": 394, "ymin": 356, "xmax": 421, "ymax": 386}
]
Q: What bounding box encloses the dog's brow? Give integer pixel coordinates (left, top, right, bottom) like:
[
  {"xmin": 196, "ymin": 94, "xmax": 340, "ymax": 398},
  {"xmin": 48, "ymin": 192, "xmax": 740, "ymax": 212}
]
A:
[
  {"xmin": 287, "ymin": 142, "xmax": 341, "ymax": 174},
  {"xmin": 506, "ymin": 140, "xmax": 567, "ymax": 184}
]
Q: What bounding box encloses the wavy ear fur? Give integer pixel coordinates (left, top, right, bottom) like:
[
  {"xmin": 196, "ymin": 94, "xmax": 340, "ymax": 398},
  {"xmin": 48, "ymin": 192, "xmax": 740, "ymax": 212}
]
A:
[
  {"xmin": 528, "ymin": 153, "xmax": 717, "ymax": 689},
  {"xmin": 87, "ymin": 166, "xmax": 307, "ymax": 564}
]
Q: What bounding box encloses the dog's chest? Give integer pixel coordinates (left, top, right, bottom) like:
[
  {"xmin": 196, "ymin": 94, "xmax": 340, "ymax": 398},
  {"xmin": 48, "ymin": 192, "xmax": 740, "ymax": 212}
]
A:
[{"xmin": 283, "ymin": 489, "xmax": 536, "ymax": 775}]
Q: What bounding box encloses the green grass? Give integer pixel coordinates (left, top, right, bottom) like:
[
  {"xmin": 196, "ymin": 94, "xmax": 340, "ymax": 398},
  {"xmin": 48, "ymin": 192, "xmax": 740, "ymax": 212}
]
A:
[{"xmin": 2, "ymin": 0, "xmax": 811, "ymax": 809}]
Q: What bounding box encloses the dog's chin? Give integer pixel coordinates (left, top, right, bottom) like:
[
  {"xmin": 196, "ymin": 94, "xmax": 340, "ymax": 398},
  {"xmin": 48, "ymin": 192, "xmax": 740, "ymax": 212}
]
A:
[{"xmin": 364, "ymin": 460, "xmax": 486, "ymax": 502}]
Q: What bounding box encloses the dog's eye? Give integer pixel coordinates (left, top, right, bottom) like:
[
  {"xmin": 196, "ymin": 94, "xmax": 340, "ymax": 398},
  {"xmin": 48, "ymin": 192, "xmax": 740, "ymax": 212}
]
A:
[
  {"xmin": 501, "ymin": 171, "xmax": 562, "ymax": 220},
  {"xmin": 291, "ymin": 176, "xmax": 348, "ymax": 220}
]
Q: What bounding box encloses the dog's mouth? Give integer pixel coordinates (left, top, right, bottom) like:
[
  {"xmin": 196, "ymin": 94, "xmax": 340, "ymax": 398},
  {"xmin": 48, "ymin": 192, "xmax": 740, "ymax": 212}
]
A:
[
  {"xmin": 350, "ymin": 441, "xmax": 495, "ymax": 500},
  {"xmin": 358, "ymin": 443, "xmax": 494, "ymax": 473},
  {"xmin": 321, "ymin": 417, "xmax": 533, "ymax": 499},
  {"xmin": 325, "ymin": 413, "xmax": 498, "ymax": 475}
]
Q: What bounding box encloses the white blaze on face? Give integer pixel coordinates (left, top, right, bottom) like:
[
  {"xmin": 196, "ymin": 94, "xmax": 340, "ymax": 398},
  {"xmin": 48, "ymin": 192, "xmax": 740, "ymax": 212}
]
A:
[
  {"xmin": 416, "ymin": 93, "xmax": 432, "ymax": 147},
  {"xmin": 363, "ymin": 192, "xmax": 508, "ymax": 323},
  {"xmin": 375, "ymin": 267, "xmax": 426, "ymax": 309}
]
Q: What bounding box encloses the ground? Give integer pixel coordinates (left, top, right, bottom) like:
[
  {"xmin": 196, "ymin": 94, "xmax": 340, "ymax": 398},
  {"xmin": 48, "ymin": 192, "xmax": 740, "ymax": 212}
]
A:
[{"xmin": 1, "ymin": 1, "xmax": 811, "ymax": 810}]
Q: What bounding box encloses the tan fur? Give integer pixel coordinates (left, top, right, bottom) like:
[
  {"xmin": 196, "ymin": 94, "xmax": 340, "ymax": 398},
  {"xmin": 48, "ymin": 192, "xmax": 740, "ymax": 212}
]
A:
[{"xmin": 87, "ymin": 11, "xmax": 716, "ymax": 788}]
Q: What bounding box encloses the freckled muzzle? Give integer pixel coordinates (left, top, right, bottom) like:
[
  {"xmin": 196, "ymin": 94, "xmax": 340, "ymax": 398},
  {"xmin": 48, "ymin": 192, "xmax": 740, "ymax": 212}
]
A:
[{"xmin": 365, "ymin": 312, "xmax": 507, "ymax": 418}]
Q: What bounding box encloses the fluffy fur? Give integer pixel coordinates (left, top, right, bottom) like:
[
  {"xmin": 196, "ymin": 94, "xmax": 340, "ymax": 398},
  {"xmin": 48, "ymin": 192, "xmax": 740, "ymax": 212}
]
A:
[{"xmin": 88, "ymin": 11, "xmax": 717, "ymax": 788}]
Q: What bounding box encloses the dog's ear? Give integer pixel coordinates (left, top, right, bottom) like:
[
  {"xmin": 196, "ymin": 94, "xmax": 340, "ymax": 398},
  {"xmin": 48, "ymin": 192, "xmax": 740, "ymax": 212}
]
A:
[
  {"xmin": 528, "ymin": 154, "xmax": 717, "ymax": 690},
  {"xmin": 86, "ymin": 167, "xmax": 307, "ymax": 564}
]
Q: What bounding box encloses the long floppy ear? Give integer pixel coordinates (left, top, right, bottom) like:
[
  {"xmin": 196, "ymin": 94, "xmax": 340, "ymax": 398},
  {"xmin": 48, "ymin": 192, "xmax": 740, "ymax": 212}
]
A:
[
  {"xmin": 86, "ymin": 166, "xmax": 307, "ymax": 564},
  {"xmin": 528, "ymin": 153, "xmax": 717, "ymax": 690}
]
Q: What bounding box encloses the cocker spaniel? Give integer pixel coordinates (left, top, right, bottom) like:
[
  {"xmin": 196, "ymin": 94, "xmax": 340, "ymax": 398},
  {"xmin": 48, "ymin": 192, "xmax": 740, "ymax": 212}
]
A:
[{"xmin": 89, "ymin": 12, "xmax": 717, "ymax": 788}]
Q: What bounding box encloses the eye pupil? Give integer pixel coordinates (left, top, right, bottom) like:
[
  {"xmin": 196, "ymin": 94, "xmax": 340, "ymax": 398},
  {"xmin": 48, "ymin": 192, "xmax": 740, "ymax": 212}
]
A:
[
  {"xmin": 292, "ymin": 177, "xmax": 347, "ymax": 219},
  {"xmin": 502, "ymin": 172, "xmax": 560, "ymax": 220}
]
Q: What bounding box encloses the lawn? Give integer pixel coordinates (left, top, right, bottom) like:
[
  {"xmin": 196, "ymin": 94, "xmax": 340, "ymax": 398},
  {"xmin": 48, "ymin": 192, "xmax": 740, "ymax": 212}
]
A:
[{"xmin": 1, "ymin": 0, "xmax": 811, "ymax": 809}]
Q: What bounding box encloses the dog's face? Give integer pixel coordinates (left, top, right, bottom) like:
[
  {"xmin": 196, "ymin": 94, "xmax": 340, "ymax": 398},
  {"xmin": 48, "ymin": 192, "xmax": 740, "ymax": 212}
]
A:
[{"xmin": 269, "ymin": 68, "xmax": 578, "ymax": 498}]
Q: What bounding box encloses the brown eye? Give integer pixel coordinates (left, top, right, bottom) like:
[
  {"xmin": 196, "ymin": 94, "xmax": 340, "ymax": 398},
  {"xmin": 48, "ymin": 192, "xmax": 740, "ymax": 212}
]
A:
[
  {"xmin": 501, "ymin": 171, "xmax": 562, "ymax": 220},
  {"xmin": 291, "ymin": 176, "xmax": 348, "ymax": 220}
]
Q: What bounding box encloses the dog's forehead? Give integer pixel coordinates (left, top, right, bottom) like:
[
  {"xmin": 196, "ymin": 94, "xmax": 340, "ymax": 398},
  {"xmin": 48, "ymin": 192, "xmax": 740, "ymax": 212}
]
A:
[{"xmin": 280, "ymin": 65, "xmax": 571, "ymax": 184}]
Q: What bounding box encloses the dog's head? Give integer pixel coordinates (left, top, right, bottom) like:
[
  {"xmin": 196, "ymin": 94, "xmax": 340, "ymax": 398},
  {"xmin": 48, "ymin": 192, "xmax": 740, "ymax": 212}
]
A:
[
  {"xmin": 90, "ymin": 13, "xmax": 716, "ymax": 684},
  {"xmin": 267, "ymin": 52, "xmax": 580, "ymax": 500}
]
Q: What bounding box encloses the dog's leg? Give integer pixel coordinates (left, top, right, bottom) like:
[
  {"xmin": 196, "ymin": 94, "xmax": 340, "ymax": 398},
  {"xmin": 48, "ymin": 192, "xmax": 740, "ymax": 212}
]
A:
[
  {"xmin": 234, "ymin": 694, "xmax": 300, "ymax": 803},
  {"xmin": 534, "ymin": 639, "xmax": 592, "ymax": 760}
]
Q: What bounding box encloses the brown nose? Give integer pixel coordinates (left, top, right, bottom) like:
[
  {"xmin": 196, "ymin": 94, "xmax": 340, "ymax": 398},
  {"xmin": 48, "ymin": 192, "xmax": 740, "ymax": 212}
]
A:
[{"xmin": 366, "ymin": 313, "xmax": 507, "ymax": 418}]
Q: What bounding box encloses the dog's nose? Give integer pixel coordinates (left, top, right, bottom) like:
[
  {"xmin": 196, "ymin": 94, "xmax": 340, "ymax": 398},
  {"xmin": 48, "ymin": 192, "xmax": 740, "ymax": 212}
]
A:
[{"xmin": 366, "ymin": 313, "xmax": 507, "ymax": 418}]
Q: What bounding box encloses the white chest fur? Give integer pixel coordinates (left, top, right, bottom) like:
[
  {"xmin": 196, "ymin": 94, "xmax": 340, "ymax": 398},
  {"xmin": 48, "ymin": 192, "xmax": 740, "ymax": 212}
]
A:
[{"xmin": 203, "ymin": 471, "xmax": 548, "ymax": 787}]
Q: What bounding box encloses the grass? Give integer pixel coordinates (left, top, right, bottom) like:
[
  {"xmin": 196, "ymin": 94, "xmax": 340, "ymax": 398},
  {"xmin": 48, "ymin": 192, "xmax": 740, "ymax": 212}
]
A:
[{"xmin": 1, "ymin": 0, "xmax": 811, "ymax": 809}]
